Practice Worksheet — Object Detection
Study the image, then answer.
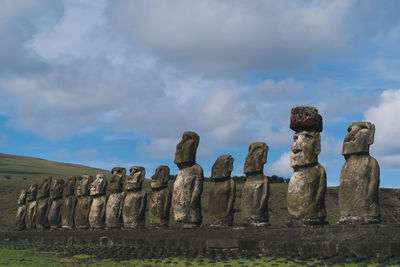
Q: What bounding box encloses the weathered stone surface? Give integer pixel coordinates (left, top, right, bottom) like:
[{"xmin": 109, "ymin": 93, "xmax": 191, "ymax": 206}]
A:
[
  {"xmin": 208, "ymin": 155, "xmax": 235, "ymax": 227},
  {"xmin": 105, "ymin": 192, "xmax": 125, "ymax": 229},
  {"xmin": 241, "ymin": 143, "xmax": 270, "ymax": 226},
  {"xmin": 174, "ymin": 131, "xmax": 199, "ymax": 169},
  {"xmin": 122, "ymin": 166, "xmax": 147, "ymax": 229},
  {"xmin": 15, "ymin": 190, "xmax": 27, "ymax": 231},
  {"xmin": 25, "ymin": 184, "xmax": 38, "ymax": 230},
  {"xmin": 290, "ymin": 106, "xmax": 323, "ymax": 132},
  {"xmin": 172, "ymin": 164, "xmax": 203, "ymax": 228},
  {"xmin": 339, "ymin": 122, "xmax": 380, "ymax": 224},
  {"xmin": 74, "ymin": 175, "xmax": 93, "ymax": 229},
  {"xmin": 48, "ymin": 179, "xmax": 64, "ymax": 229},
  {"xmin": 89, "ymin": 174, "xmax": 107, "ymax": 229},
  {"xmin": 35, "ymin": 176, "xmax": 52, "ymax": 230},
  {"xmin": 149, "ymin": 166, "xmax": 171, "ymax": 228},
  {"xmin": 61, "ymin": 177, "xmax": 77, "ymax": 229},
  {"xmin": 288, "ymin": 107, "xmax": 327, "ymax": 225}
]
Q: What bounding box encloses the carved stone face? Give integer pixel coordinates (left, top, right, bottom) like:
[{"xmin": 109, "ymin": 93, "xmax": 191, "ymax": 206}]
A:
[
  {"xmin": 151, "ymin": 165, "xmax": 170, "ymax": 189},
  {"xmin": 18, "ymin": 190, "xmax": 27, "ymax": 205},
  {"xmin": 125, "ymin": 166, "xmax": 145, "ymax": 191},
  {"xmin": 50, "ymin": 179, "xmax": 64, "ymax": 199},
  {"xmin": 342, "ymin": 122, "xmax": 375, "ymax": 156},
  {"xmin": 244, "ymin": 142, "xmax": 268, "ymax": 175},
  {"xmin": 26, "ymin": 184, "xmax": 38, "ymax": 202},
  {"xmin": 63, "ymin": 177, "xmax": 76, "ymax": 197},
  {"xmin": 109, "ymin": 167, "xmax": 126, "ymax": 192},
  {"xmin": 90, "ymin": 174, "xmax": 107, "ymax": 196},
  {"xmin": 76, "ymin": 175, "xmax": 93, "ymax": 197},
  {"xmin": 174, "ymin": 131, "xmax": 199, "ymax": 168},
  {"xmin": 37, "ymin": 176, "xmax": 52, "ymax": 199},
  {"xmin": 290, "ymin": 130, "xmax": 320, "ymax": 168},
  {"xmin": 212, "ymin": 154, "xmax": 234, "ymax": 179}
]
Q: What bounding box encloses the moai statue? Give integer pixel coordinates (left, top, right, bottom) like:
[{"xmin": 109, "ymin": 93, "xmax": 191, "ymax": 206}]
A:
[
  {"xmin": 208, "ymin": 155, "xmax": 236, "ymax": 227},
  {"xmin": 89, "ymin": 174, "xmax": 107, "ymax": 229},
  {"xmin": 241, "ymin": 143, "xmax": 270, "ymax": 226},
  {"xmin": 105, "ymin": 167, "xmax": 126, "ymax": 229},
  {"xmin": 15, "ymin": 190, "xmax": 27, "ymax": 231},
  {"xmin": 25, "ymin": 183, "xmax": 38, "ymax": 230},
  {"xmin": 48, "ymin": 179, "xmax": 64, "ymax": 229},
  {"xmin": 149, "ymin": 165, "xmax": 171, "ymax": 228},
  {"xmin": 60, "ymin": 177, "xmax": 77, "ymax": 229},
  {"xmin": 35, "ymin": 176, "xmax": 52, "ymax": 230},
  {"xmin": 122, "ymin": 166, "xmax": 147, "ymax": 229},
  {"xmin": 338, "ymin": 122, "xmax": 380, "ymax": 224},
  {"xmin": 74, "ymin": 175, "xmax": 93, "ymax": 229},
  {"xmin": 172, "ymin": 131, "xmax": 204, "ymax": 228},
  {"xmin": 287, "ymin": 106, "xmax": 327, "ymax": 225}
]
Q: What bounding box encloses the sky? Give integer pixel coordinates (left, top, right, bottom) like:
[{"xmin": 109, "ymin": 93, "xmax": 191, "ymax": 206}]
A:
[{"xmin": 1, "ymin": 0, "xmax": 400, "ymax": 187}]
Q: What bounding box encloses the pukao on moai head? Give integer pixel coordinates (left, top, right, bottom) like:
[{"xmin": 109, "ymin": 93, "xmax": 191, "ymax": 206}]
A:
[
  {"xmin": 172, "ymin": 131, "xmax": 204, "ymax": 228},
  {"xmin": 74, "ymin": 175, "xmax": 93, "ymax": 229},
  {"xmin": 60, "ymin": 177, "xmax": 77, "ymax": 229},
  {"xmin": 287, "ymin": 106, "xmax": 327, "ymax": 225},
  {"xmin": 106, "ymin": 168, "xmax": 126, "ymax": 229},
  {"xmin": 25, "ymin": 183, "xmax": 38, "ymax": 230},
  {"xmin": 149, "ymin": 166, "xmax": 171, "ymax": 228},
  {"xmin": 122, "ymin": 166, "xmax": 147, "ymax": 229},
  {"xmin": 339, "ymin": 122, "xmax": 380, "ymax": 224},
  {"xmin": 89, "ymin": 174, "xmax": 107, "ymax": 229},
  {"xmin": 241, "ymin": 143, "xmax": 270, "ymax": 226},
  {"xmin": 209, "ymin": 155, "xmax": 236, "ymax": 227},
  {"xmin": 15, "ymin": 190, "xmax": 27, "ymax": 231},
  {"xmin": 35, "ymin": 176, "xmax": 52, "ymax": 230}
]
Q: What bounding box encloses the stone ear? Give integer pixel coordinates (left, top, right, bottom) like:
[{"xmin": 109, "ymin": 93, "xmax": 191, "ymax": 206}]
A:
[
  {"xmin": 315, "ymin": 133, "xmax": 321, "ymax": 155},
  {"xmin": 367, "ymin": 123, "xmax": 375, "ymax": 145},
  {"xmin": 262, "ymin": 145, "xmax": 269, "ymax": 164},
  {"xmin": 228, "ymin": 156, "xmax": 234, "ymax": 173}
]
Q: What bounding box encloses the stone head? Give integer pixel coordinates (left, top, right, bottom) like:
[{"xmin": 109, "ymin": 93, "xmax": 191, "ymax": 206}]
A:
[
  {"xmin": 212, "ymin": 154, "xmax": 234, "ymax": 179},
  {"xmin": 63, "ymin": 176, "xmax": 76, "ymax": 197},
  {"xmin": 26, "ymin": 183, "xmax": 38, "ymax": 202},
  {"xmin": 290, "ymin": 130, "xmax": 321, "ymax": 168},
  {"xmin": 50, "ymin": 179, "xmax": 64, "ymax": 199},
  {"xmin": 76, "ymin": 175, "xmax": 93, "ymax": 197},
  {"xmin": 151, "ymin": 165, "xmax": 170, "ymax": 189},
  {"xmin": 37, "ymin": 176, "xmax": 52, "ymax": 199},
  {"xmin": 90, "ymin": 174, "xmax": 107, "ymax": 196},
  {"xmin": 109, "ymin": 167, "xmax": 126, "ymax": 192},
  {"xmin": 174, "ymin": 131, "xmax": 200, "ymax": 169},
  {"xmin": 342, "ymin": 122, "xmax": 375, "ymax": 156},
  {"xmin": 125, "ymin": 166, "xmax": 145, "ymax": 191},
  {"xmin": 244, "ymin": 142, "xmax": 269, "ymax": 175},
  {"xmin": 18, "ymin": 190, "xmax": 27, "ymax": 205}
]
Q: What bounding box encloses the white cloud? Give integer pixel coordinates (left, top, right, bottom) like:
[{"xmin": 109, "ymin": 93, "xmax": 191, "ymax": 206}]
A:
[{"xmin": 266, "ymin": 152, "xmax": 292, "ymax": 178}]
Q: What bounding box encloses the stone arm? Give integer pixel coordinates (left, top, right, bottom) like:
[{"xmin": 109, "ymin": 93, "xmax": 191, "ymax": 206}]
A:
[
  {"xmin": 316, "ymin": 166, "xmax": 327, "ymax": 208},
  {"xmin": 367, "ymin": 157, "xmax": 380, "ymax": 206},
  {"xmin": 227, "ymin": 180, "xmax": 236, "ymax": 214},
  {"xmin": 164, "ymin": 189, "xmax": 172, "ymax": 217},
  {"xmin": 260, "ymin": 176, "xmax": 270, "ymax": 211},
  {"xmin": 44, "ymin": 198, "xmax": 51, "ymax": 227},
  {"xmin": 190, "ymin": 168, "xmax": 204, "ymax": 208},
  {"xmin": 117, "ymin": 192, "xmax": 125, "ymax": 223},
  {"xmin": 140, "ymin": 191, "xmax": 147, "ymax": 217}
]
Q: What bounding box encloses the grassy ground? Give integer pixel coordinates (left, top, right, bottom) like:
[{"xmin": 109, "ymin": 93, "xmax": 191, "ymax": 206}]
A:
[{"xmin": 0, "ymin": 248, "xmax": 391, "ymax": 266}]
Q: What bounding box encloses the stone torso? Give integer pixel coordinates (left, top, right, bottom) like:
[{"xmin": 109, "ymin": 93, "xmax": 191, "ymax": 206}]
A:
[
  {"xmin": 35, "ymin": 198, "xmax": 50, "ymax": 230},
  {"xmin": 149, "ymin": 187, "xmax": 171, "ymax": 227},
  {"xmin": 74, "ymin": 196, "xmax": 92, "ymax": 229},
  {"xmin": 25, "ymin": 201, "xmax": 37, "ymax": 230},
  {"xmin": 15, "ymin": 206, "xmax": 26, "ymax": 231},
  {"xmin": 208, "ymin": 179, "xmax": 235, "ymax": 225},
  {"xmin": 287, "ymin": 164, "xmax": 326, "ymax": 220},
  {"xmin": 241, "ymin": 174, "xmax": 269, "ymax": 223},
  {"xmin": 89, "ymin": 195, "xmax": 107, "ymax": 229},
  {"xmin": 60, "ymin": 195, "xmax": 77, "ymax": 229},
  {"xmin": 339, "ymin": 155, "xmax": 380, "ymax": 218},
  {"xmin": 105, "ymin": 192, "xmax": 125, "ymax": 228},
  {"xmin": 48, "ymin": 199, "xmax": 63, "ymax": 229},
  {"xmin": 122, "ymin": 190, "xmax": 147, "ymax": 228},
  {"xmin": 172, "ymin": 164, "xmax": 203, "ymax": 225}
]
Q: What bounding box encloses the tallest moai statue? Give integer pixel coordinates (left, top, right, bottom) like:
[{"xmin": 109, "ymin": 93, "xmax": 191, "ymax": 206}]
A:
[
  {"xmin": 287, "ymin": 106, "xmax": 327, "ymax": 225},
  {"xmin": 172, "ymin": 131, "xmax": 204, "ymax": 228},
  {"xmin": 338, "ymin": 122, "xmax": 380, "ymax": 224}
]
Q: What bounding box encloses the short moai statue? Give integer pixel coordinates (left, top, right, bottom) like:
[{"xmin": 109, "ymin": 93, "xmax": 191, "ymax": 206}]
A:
[
  {"xmin": 48, "ymin": 179, "xmax": 64, "ymax": 229},
  {"xmin": 105, "ymin": 167, "xmax": 126, "ymax": 229},
  {"xmin": 122, "ymin": 166, "xmax": 147, "ymax": 229},
  {"xmin": 338, "ymin": 122, "xmax": 380, "ymax": 224},
  {"xmin": 172, "ymin": 131, "xmax": 204, "ymax": 228},
  {"xmin": 15, "ymin": 190, "xmax": 27, "ymax": 231},
  {"xmin": 35, "ymin": 176, "xmax": 52, "ymax": 230},
  {"xmin": 241, "ymin": 143, "xmax": 270, "ymax": 226},
  {"xmin": 74, "ymin": 175, "xmax": 93, "ymax": 229},
  {"xmin": 89, "ymin": 174, "xmax": 107, "ymax": 229},
  {"xmin": 287, "ymin": 106, "xmax": 327, "ymax": 225},
  {"xmin": 25, "ymin": 184, "xmax": 38, "ymax": 230},
  {"xmin": 149, "ymin": 165, "xmax": 171, "ymax": 228},
  {"xmin": 208, "ymin": 155, "xmax": 236, "ymax": 227},
  {"xmin": 60, "ymin": 177, "xmax": 77, "ymax": 229}
]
